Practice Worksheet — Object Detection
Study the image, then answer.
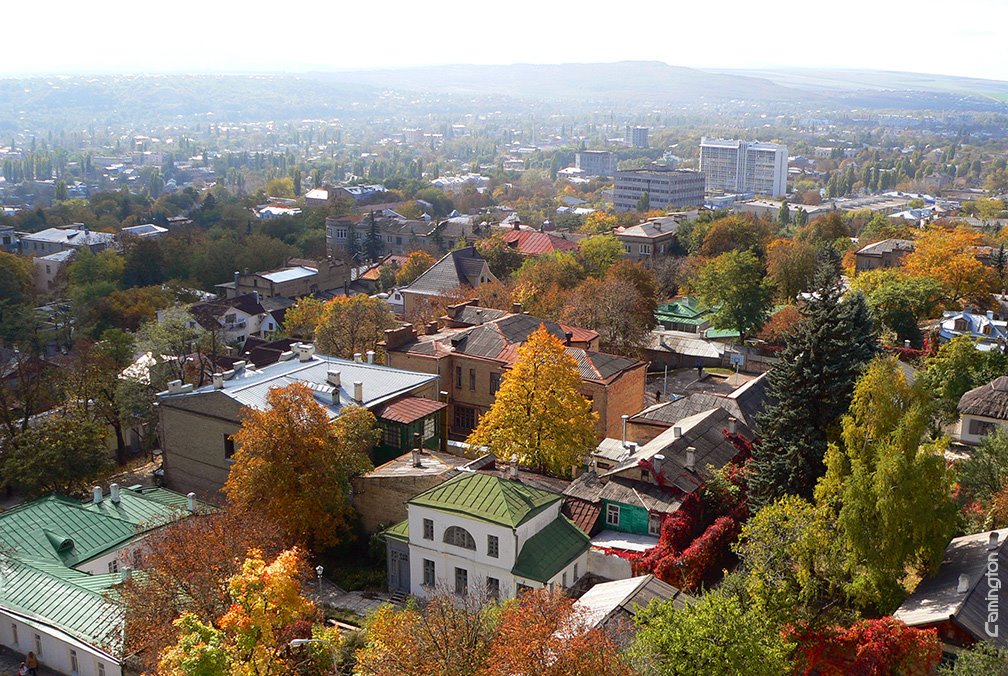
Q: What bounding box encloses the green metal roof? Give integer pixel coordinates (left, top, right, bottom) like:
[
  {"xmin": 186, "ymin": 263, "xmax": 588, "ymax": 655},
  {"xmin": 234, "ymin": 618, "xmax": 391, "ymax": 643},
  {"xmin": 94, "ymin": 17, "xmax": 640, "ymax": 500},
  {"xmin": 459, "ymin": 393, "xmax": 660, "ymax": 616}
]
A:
[
  {"xmin": 408, "ymin": 473, "xmax": 561, "ymax": 528},
  {"xmin": 511, "ymin": 516, "xmax": 590, "ymax": 583},
  {"xmin": 383, "ymin": 519, "xmax": 409, "ymax": 542},
  {"xmin": 0, "ymin": 555, "xmax": 123, "ymax": 655},
  {"xmin": 655, "ymin": 296, "xmax": 710, "ymax": 325}
]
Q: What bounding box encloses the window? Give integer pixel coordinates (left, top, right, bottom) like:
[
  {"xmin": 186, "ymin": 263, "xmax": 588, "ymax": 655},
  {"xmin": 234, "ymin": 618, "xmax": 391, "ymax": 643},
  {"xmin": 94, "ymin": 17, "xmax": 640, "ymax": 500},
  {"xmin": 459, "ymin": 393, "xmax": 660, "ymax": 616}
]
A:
[
  {"xmin": 423, "ymin": 559, "xmax": 435, "ymax": 586},
  {"xmin": 423, "ymin": 518, "xmax": 434, "ymax": 540},
  {"xmin": 469, "ymin": 368, "xmax": 476, "ymax": 391},
  {"xmin": 488, "ymin": 534, "xmax": 499, "ymax": 558},
  {"xmin": 969, "ymin": 418, "xmax": 998, "ymax": 437},
  {"xmin": 45, "ymin": 265, "xmax": 51, "ymax": 274},
  {"xmin": 455, "ymin": 366, "xmax": 462, "ymax": 388},
  {"xmin": 224, "ymin": 435, "xmax": 236, "ymax": 459},
  {"xmin": 606, "ymin": 504, "xmax": 620, "ymax": 527},
  {"xmin": 11, "ymin": 623, "xmax": 17, "ymax": 646},
  {"xmin": 516, "ymin": 583, "xmax": 532, "ymax": 595},
  {"xmin": 70, "ymin": 649, "xmax": 79, "ymax": 673},
  {"xmin": 622, "ymin": 243, "xmax": 631, "ymax": 253},
  {"xmin": 640, "ymin": 469, "xmax": 650, "ymax": 482},
  {"xmin": 382, "ymin": 423, "xmax": 400, "ymax": 448},
  {"xmin": 453, "ymin": 406, "xmax": 476, "ymax": 432},
  {"xmin": 648, "ymin": 513, "xmax": 663, "ymax": 536},
  {"xmin": 108, "ymin": 559, "xmax": 119, "ymax": 574},
  {"xmin": 98, "ymin": 663, "xmax": 106, "ymax": 676},
  {"xmin": 422, "ymin": 416, "xmax": 436, "ymax": 441},
  {"xmin": 444, "ymin": 526, "xmax": 476, "ymax": 550},
  {"xmin": 396, "ymin": 236, "xmax": 403, "ymax": 245},
  {"xmin": 335, "ymin": 228, "xmax": 348, "ymax": 239},
  {"xmin": 562, "ymin": 572, "xmax": 567, "ymax": 587},
  {"xmin": 34, "ymin": 633, "xmax": 42, "ymax": 656},
  {"xmin": 487, "ymin": 577, "xmax": 500, "ymax": 599},
  {"xmin": 490, "ymin": 372, "xmax": 501, "ymax": 394},
  {"xmin": 639, "ymin": 243, "xmax": 652, "ymax": 255},
  {"xmin": 574, "ymin": 563, "xmax": 579, "ymax": 579},
  {"xmin": 455, "ymin": 567, "xmax": 468, "ymax": 595},
  {"xmin": 224, "ymin": 313, "xmax": 236, "ymax": 324}
]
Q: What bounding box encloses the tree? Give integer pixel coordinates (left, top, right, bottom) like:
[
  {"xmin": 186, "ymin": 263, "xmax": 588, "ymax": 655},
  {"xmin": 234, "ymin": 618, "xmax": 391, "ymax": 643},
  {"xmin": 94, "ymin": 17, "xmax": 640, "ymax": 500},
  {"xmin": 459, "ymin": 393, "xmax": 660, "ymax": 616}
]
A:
[
  {"xmin": 778, "ymin": 199, "xmax": 791, "ymax": 226},
  {"xmin": 283, "ymin": 296, "xmax": 326, "ymax": 339},
  {"xmin": 395, "ymin": 250, "xmax": 437, "ymax": 286},
  {"xmin": 476, "ymin": 234, "xmax": 524, "ymax": 280},
  {"xmin": 757, "ymin": 305, "xmax": 802, "ymax": 346},
  {"xmin": 766, "ymin": 238, "xmax": 816, "ymax": 302},
  {"xmin": 466, "ymin": 325, "xmax": 598, "ymax": 474},
  {"xmin": 697, "ymin": 214, "xmax": 775, "ymax": 258},
  {"xmin": 0, "ymin": 251, "xmax": 33, "ymax": 340},
  {"xmin": 579, "ymin": 211, "xmax": 619, "ymax": 235},
  {"xmin": 937, "ymin": 642, "xmax": 1008, "ymax": 675},
  {"xmin": 791, "ymin": 618, "xmax": 942, "ymax": 676},
  {"xmin": 957, "ymin": 429, "xmax": 1008, "ymax": 506},
  {"xmin": 117, "ymin": 506, "xmax": 290, "ymax": 672},
  {"xmin": 135, "ymin": 307, "xmax": 209, "ymax": 389},
  {"xmin": 577, "ymin": 234, "xmax": 624, "ymax": 278},
  {"xmin": 692, "ymin": 250, "xmax": 773, "ymax": 341},
  {"xmin": 849, "ymin": 270, "xmax": 942, "ymax": 347},
  {"xmin": 636, "ymin": 191, "xmax": 650, "ymax": 212},
  {"xmin": 314, "ymin": 295, "xmax": 397, "ymax": 359},
  {"xmin": 630, "ymin": 591, "xmax": 793, "ymax": 676},
  {"xmin": 122, "ymin": 238, "xmax": 165, "ymax": 288},
  {"xmin": 923, "ymin": 335, "xmax": 1008, "ymax": 425},
  {"xmin": 749, "ymin": 251, "xmax": 876, "ymax": 507},
  {"xmin": 2, "ymin": 412, "xmax": 111, "ymax": 496},
  {"xmin": 364, "ymin": 214, "xmax": 384, "ymax": 261},
  {"xmin": 223, "ymin": 383, "xmax": 377, "ymax": 548},
  {"xmin": 904, "ymin": 226, "xmax": 992, "ymax": 305},
  {"xmin": 815, "ymin": 357, "xmax": 956, "ymax": 612},
  {"xmin": 265, "ymin": 176, "xmax": 295, "ymax": 198}
]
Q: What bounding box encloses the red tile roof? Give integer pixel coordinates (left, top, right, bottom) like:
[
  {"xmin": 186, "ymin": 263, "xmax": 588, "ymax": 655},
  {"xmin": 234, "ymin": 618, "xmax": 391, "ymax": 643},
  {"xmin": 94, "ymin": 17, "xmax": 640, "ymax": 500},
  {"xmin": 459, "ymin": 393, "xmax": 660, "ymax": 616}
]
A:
[
  {"xmin": 377, "ymin": 396, "xmax": 447, "ymax": 424},
  {"xmin": 502, "ymin": 229, "xmax": 578, "ymax": 256}
]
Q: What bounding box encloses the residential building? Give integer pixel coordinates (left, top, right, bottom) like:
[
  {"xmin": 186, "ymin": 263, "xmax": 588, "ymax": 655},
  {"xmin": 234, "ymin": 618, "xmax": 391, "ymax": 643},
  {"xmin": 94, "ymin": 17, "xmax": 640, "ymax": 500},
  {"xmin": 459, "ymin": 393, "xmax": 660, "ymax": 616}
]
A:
[
  {"xmin": 382, "ymin": 470, "xmax": 590, "ymax": 600},
  {"xmin": 700, "ymin": 138, "xmax": 788, "ymax": 197},
  {"xmin": 20, "ymin": 225, "xmax": 115, "ymax": 257},
  {"xmin": 326, "ymin": 211, "xmax": 481, "ymax": 259},
  {"xmin": 500, "ymin": 227, "xmax": 579, "ymax": 257},
  {"xmin": 625, "ymin": 126, "xmax": 649, "ymax": 149},
  {"xmin": 120, "ymin": 223, "xmax": 168, "ymax": 239},
  {"xmin": 180, "ymin": 292, "xmax": 286, "ymax": 346},
  {"xmin": 304, "ymin": 188, "xmax": 329, "ymax": 207},
  {"xmin": 854, "ymin": 238, "xmax": 915, "ymax": 273},
  {"xmin": 214, "ymin": 257, "xmax": 350, "ymax": 300},
  {"xmin": 614, "ymin": 215, "xmax": 684, "ymax": 261},
  {"xmin": 0, "ymin": 224, "xmax": 18, "ymax": 252},
  {"xmin": 333, "ymin": 184, "xmax": 387, "ymax": 204},
  {"xmin": 937, "ymin": 309, "xmax": 1007, "ymax": 351},
  {"xmin": 575, "ymin": 151, "xmax": 617, "ymax": 177},
  {"xmin": 574, "ymin": 575, "xmax": 689, "ymax": 635},
  {"xmin": 0, "ymin": 484, "xmax": 204, "ymax": 676},
  {"xmin": 956, "ymin": 376, "xmax": 1008, "ymax": 445},
  {"xmin": 399, "ymin": 247, "xmax": 497, "ymax": 319},
  {"xmin": 643, "ymin": 330, "xmax": 726, "ymax": 371},
  {"xmin": 613, "ymin": 167, "xmax": 705, "ymax": 212},
  {"xmin": 383, "ymin": 303, "xmax": 646, "ymax": 439},
  {"xmin": 33, "ymin": 249, "xmax": 75, "ymax": 294},
  {"xmin": 895, "ymin": 529, "xmax": 1008, "ymax": 652},
  {"xmin": 255, "ymin": 205, "xmax": 302, "ymax": 220},
  {"xmin": 352, "ymin": 254, "xmax": 410, "ymax": 294},
  {"xmin": 156, "ymin": 344, "xmax": 443, "ymax": 497},
  {"xmin": 653, "ymin": 296, "xmax": 738, "ymax": 341}
]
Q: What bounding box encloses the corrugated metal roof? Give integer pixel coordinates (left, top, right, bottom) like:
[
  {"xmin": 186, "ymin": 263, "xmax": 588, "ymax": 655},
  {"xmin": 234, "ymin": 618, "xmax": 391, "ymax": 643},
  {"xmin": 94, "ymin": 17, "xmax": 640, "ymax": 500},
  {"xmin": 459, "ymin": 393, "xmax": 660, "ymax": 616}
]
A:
[
  {"xmin": 511, "ymin": 516, "xmax": 589, "ymax": 583},
  {"xmin": 259, "ymin": 266, "xmax": 317, "ymax": 283},
  {"xmin": 501, "ymin": 230, "xmax": 578, "ymax": 255},
  {"xmin": 377, "ymin": 396, "xmax": 446, "ymax": 424},
  {"xmin": 574, "ymin": 575, "xmax": 690, "ymax": 627},
  {"xmin": 563, "ymin": 498, "xmax": 602, "ymax": 535},
  {"xmin": 409, "ymin": 472, "xmax": 561, "ymax": 527}
]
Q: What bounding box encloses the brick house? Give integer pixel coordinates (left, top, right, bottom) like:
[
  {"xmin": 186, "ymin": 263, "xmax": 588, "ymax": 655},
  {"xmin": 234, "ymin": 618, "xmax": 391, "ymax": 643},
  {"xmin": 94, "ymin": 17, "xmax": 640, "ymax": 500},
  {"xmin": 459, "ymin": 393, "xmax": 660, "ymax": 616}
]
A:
[{"xmin": 381, "ymin": 303, "xmax": 646, "ymax": 439}]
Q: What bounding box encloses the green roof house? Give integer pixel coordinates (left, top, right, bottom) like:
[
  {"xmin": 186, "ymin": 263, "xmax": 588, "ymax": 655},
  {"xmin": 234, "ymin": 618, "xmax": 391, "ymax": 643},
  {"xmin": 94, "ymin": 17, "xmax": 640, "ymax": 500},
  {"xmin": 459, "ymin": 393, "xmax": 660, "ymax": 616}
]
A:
[
  {"xmin": 0, "ymin": 484, "xmax": 204, "ymax": 676},
  {"xmin": 383, "ymin": 469, "xmax": 589, "ymax": 600},
  {"xmin": 655, "ymin": 297, "xmax": 740, "ymax": 341}
]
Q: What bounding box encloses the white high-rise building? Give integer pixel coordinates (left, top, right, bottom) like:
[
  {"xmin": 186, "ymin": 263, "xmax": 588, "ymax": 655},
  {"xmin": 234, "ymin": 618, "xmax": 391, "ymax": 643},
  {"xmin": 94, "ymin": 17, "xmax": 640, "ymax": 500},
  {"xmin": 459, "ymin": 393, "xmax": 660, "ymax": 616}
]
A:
[{"xmin": 700, "ymin": 138, "xmax": 788, "ymax": 197}]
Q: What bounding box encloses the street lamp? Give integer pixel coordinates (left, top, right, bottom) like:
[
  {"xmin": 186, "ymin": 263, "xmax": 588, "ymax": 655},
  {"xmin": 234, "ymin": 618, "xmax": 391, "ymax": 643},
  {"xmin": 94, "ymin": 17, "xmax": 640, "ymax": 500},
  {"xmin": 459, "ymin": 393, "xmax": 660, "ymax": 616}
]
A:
[
  {"xmin": 290, "ymin": 638, "xmax": 338, "ymax": 673},
  {"xmin": 316, "ymin": 564, "xmax": 324, "ymax": 596}
]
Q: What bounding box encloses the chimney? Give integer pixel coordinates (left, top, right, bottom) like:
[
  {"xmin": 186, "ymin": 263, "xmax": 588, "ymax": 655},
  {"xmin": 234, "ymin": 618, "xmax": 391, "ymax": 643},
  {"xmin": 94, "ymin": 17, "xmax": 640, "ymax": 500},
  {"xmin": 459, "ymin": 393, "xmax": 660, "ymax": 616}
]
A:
[
  {"xmin": 622, "ymin": 415, "xmax": 630, "ymax": 448},
  {"xmin": 509, "ymin": 455, "xmax": 519, "ymax": 480},
  {"xmin": 564, "ymin": 331, "xmax": 573, "ymax": 346},
  {"xmin": 988, "ymin": 310, "xmax": 995, "ymax": 320},
  {"xmin": 122, "ymin": 566, "xmax": 132, "ymax": 582},
  {"xmin": 213, "ymin": 373, "xmax": 224, "ymax": 389},
  {"xmin": 296, "ymin": 343, "xmax": 315, "ymax": 362},
  {"xmin": 425, "ymin": 321, "xmax": 439, "ymax": 335},
  {"xmin": 412, "ymin": 448, "xmax": 422, "ymax": 468},
  {"xmin": 253, "ymin": 290, "xmax": 259, "ymax": 304},
  {"xmin": 904, "ymin": 340, "xmax": 911, "ymax": 349},
  {"xmin": 187, "ymin": 492, "xmax": 196, "ymax": 513},
  {"xmin": 673, "ymin": 426, "xmax": 682, "ymax": 439},
  {"xmin": 685, "ymin": 446, "xmax": 696, "ymax": 472},
  {"xmin": 958, "ymin": 574, "xmax": 971, "ymax": 593},
  {"xmin": 353, "ymin": 353, "xmax": 363, "ymax": 363},
  {"xmin": 510, "ymin": 302, "xmax": 522, "ymax": 314},
  {"xmin": 232, "ymin": 360, "xmax": 246, "ymax": 372},
  {"xmin": 728, "ymin": 417, "xmax": 737, "ymax": 434},
  {"xmin": 991, "ymin": 531, "xmax": 1001, "ymax": 550},
  {"xmin": 233, "ymin": 270, "xmax": 240, "ymax": 286},
  {"xmin": 110, "ymin": 483, "xmax": 120, "ymax": 504},
  {"xmin": 412, "ymin": 432, "xmax": 423, "ymax": 467},
  {"xmin": 354, "ymin": 381, "xmax": 363, "ymax": 403},
  {"xmin": 366, "ymin": 350, "xmax": 375, "ymax": 364},
  {"xmin": 327, "ymin": 370, "xmax": 341, "ymax": 388},
  {"xmin": 93, "ymin": 486, "xmax": 103, "ymax": 504}
]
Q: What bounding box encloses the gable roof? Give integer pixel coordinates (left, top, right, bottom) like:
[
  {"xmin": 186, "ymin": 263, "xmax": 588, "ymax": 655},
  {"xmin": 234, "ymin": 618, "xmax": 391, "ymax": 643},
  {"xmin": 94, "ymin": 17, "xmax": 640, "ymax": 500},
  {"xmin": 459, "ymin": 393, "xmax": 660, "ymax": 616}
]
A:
[
  {"xmin": 959, "ymin": 376, "xmax": 1008, "ymax": 420},
  {"xmin": 856, "ymin": 238, "xmax": 915, "ymax": 256},
  {"xmin": 511, "ymin": 515, "xmax": 589, "ymax": 583},
  {"xmin": 563, "ymin": 473, "xmax": 682, "ymax": 514},
  {"xmin": 574, "ymin": 574, "xmax": 690, "ymax": 628},
  {"xmin": 402, "ymin": 246, "xmax": 497, "ymax": 296},
  {"xmin": 376, "ymin": 396, "xmax": 446, "ymax": 425},
  {"xmin": 895, "ymin": 529, "xmax": 1008, "ymax": 648},
  {"xmin": 501, "ymin": 229, "xmax": 579, "ymax": 255},
  {"xmin": 188, "ymin": 292, "xmax": 266, "ymax": 330},
  {"xmin": 408, "ymin": 472, "xmax": 562, "ymax": 527}
]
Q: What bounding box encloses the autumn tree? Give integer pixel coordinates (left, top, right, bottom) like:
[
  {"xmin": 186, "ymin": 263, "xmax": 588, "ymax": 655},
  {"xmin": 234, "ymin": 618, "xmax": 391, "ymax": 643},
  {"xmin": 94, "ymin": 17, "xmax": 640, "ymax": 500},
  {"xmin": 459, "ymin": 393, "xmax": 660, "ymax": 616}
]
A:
[
  {"xmin": 396, "ymin": 250, "xmax": 437, "ymax": 286},
  {"xmin": 223, "ymin": 383, "xmax": 377, "ymax": 548},
  {"xmin": 815, "ymin": 357, "xmax": 956, "ymax": 612},
  {"xmin": 579, "ymin": 211, "xmax": 619, "ymax": 235},
  {"xmin": 849, "ymin": 269, "xmax": 942, "ymax": 347},
  {"xmin": 117, "ymin": 506, "xmax": 290, "ymax": 672},
  {"xmin": 283, "ymin": 296, "xmax": 326, "ymax": 339},
  {"xmin": 476, "ymin": 233, "xmax": 524, "ymax": 280},
  {"xmin": 697, "ymin": 213, "xmax": 775, "ymax": 258},
  {"xmin": 903, "ymin": 226, "xmax": 993, "ymax": 305},
  {"xmin": 135, "ymin": 306, "xmax": 209, "ymax": 388},
  {"xmin": 314, "ymin": 294, "xmax": 397, "ymax": 359},
  {"xmin": 922, "ymin": 335, "xmax": 1008, "ymax": 425},
  {"xmin": 511, "ymin": 252, "xmax": 586, "ymax": 319},
  {"xmin": 791, "ymin": 618, "xmax": 942, "ymax": 676},
  {"xmin": 577, "ymin": 234, "xmax": 624, "ymax": 277},
  {"xmin": 466, "ymin": 324, "xmax": 598, "ymax": 475},
  {"xmin": 757, "ymin": 305, "xmax": 802, "ymax": 346},
  {"xmin": 563, "ymin": 262, "xmax": 656, "ymax": 355},
  {"xmin": 692, "ymin": 250, "xmax": 773, "ymax": 341},
  {"xmin": 766, "ymin": 238, "xmax": 816, "ymax": 301}
]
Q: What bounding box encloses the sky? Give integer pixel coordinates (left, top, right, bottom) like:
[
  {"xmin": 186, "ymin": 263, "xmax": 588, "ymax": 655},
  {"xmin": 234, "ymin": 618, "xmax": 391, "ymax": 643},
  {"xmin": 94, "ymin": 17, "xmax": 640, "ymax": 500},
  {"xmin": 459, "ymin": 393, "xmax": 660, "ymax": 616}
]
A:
[{"xmin": 4, "ymin": 0, "xmax": 1007, "ymax": 80}]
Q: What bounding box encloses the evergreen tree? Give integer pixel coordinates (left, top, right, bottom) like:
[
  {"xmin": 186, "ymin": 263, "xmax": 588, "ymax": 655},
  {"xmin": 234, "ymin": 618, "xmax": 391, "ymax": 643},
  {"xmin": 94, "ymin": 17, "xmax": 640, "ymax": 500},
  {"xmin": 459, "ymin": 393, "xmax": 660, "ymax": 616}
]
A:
[
  {"xmin": 778, "ymin": 200, "xmax": 791, "ymax": 226},
  {"xmin": 749, "ymin": 249, "xmax": 876, "ymax": 509},
  {"xmin": 364, "ymin": 212, "xmax": 383, "ymax": 261}
]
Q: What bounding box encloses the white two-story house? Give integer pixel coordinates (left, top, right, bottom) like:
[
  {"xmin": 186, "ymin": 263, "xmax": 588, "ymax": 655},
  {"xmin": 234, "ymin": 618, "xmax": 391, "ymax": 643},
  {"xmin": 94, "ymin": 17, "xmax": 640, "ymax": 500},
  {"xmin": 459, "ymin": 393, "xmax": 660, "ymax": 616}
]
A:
[{"xmin": 383, "ymin": 469, "xmax": 589, "ymax": 601}]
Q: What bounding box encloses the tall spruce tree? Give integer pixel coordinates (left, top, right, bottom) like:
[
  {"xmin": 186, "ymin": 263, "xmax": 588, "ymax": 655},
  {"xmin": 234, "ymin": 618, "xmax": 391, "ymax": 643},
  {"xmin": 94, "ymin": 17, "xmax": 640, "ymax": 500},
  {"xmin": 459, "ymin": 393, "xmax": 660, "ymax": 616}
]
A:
[
  {"xmin": 749, "ymin": 248, "xmax": 876, "ymax": 509},
  {"xmin": 364, "ymin": 212, "xmax": 384, "ymax": 261}
]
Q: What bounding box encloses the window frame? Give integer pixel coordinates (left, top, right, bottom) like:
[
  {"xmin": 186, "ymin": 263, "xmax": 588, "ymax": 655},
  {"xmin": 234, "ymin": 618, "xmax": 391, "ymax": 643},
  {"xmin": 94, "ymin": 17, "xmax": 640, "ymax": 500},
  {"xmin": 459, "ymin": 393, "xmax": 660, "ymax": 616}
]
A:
[
  {"xmin": 422, "ymin": 518, "xmax": 434, "ymax": 540},
  {"xmin": 488, "ymin": 534, "xmax": 499, "ymax": 558},
  {"xmin": 454, "ymin": 567, "xmax": 468, "ymax": 596},
  {"xmin": 648, "ymin": 512, "xmax": 663, "ymax": 536},
  {"xmin": 605, "ymin": 503, "xmax": 620, "ymax": 527},
  {"xmin": 423, "ymin": 559, "xmax": 435, "ymax": 587},
  {"xmin": 487, "ymin": 576, "xmax": 500, "ymax": 599},
  {"xmin": 444, "ymin": 526, "xmax": 477, "ymax": 551}
]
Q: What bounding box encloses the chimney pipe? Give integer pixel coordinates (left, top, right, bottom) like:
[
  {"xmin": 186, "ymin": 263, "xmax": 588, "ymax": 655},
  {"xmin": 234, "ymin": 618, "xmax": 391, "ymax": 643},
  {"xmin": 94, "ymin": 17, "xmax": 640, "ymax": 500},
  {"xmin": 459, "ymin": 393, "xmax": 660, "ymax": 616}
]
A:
[
  {"xmin": 728, "ymin": 417, "xmax": 737, "ymax": 434},
  {"xmin": 509, "ymin": 454, "xmax": 519, "ymax": 480},
  {"xmin": 366, "ymin": 350, "xmax": 375, "ymax": 364},
  {"xmin": 904, "ymin": 339, "xmax": 911, "ymax": 349},
  {"xmin": 213, "ymin": 373, "xmax": 224, "ymax": 389},
  {"xmin": 622, "ymin": 415, "xmax": 629, "ymax": 448},
  {"xmin": 991, "ymin": 531, "xmax": 1001, "ymax": 550},
  {"xmin": 412, "ymin": 432, "xmax": 423, "ymax": 467},
  {"xmin": 93, "ymin": 486, "xmax": 103, "ymax": 504},
  {"xmin": 510, "ymin": 302, "xmax": 522, "ymax": 314},
  {"xmin": 354, "ymin": 381, "xmax": 363, "ymax": 403},
  {"xmin": 673, "ymin": 426, "xmax": 682, "ymax": 439},
  {"xmin": 187, "ymin": 492, "xmax": 196, "ymax": 513},
  {"xmin": 353, "ymin": 352, "xmax": 363, "ymax": 363},
  {"xmin": 327, "ymin": 370, "xmax": 341, "ymax": 388},
  {"xmin": 110, "ymin": 483, "xmax": 120, "ymax": 504},
  {"xmin": 122, "ymin": 566, "xmax": 132, "ymax": 581},
  {"xmin": 564, "ymin": 331, "xmax": 573, "ymax": 346},
  {"xmin": 233, "ymin": 270, "xmax": 240, "ymax": 286},
  {"xmin": 685, "ymin": 446, "xmax": 696, "ymax": 472},
  {"xmin": 958, "ymin": 574, "xmax": 971, "ymax": 593}
]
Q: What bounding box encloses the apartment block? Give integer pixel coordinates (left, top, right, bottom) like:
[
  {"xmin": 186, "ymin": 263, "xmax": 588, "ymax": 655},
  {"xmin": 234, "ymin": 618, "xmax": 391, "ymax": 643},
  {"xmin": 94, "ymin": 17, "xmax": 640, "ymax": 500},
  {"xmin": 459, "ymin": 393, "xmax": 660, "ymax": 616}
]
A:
[
  {"xmin": 613, "ymin": 167, "xmax": 705, "ymax": 212},
  {"xmin": 575, "ymin": 151, "xmax": 617, "ymax": 177},
  {"xmin": 700, "ymin": 138, "xmax": 788, "ymax": 197}
]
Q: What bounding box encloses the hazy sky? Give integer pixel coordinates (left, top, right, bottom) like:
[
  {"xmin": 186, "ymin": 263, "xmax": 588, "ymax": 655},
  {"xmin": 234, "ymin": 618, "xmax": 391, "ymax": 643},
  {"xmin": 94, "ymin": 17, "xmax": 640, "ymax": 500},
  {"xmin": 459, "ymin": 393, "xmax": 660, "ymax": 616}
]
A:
[{"xmin": 5, "ymin": 0, "xmax": 1006, "ymax": 80}]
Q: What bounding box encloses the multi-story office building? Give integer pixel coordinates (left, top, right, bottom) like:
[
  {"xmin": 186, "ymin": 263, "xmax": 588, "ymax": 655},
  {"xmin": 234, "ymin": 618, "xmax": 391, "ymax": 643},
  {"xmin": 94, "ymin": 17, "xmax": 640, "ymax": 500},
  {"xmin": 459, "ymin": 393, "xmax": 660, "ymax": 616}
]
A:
[
  {"xmin": 625, "ymin": 126, "xmax": 649, "ymax": 148},
  {"xmin": 575, "ymin": 151, "xmax": 617, "ymax": 177},
  {"xmin": 700, "ymin": 138, "xmax": 788, "ymax": 197},
  {"xmin": 613, "ymin": 167, "xmax": 705, "ymax": 212}
]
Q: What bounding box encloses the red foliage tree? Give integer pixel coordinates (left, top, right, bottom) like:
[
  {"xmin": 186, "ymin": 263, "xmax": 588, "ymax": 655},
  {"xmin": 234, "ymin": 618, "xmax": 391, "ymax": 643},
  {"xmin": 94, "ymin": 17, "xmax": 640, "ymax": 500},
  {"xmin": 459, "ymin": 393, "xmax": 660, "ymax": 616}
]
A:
[{"xmin": 791, "ymin": 617, "xmax": 942, "ymax": 676}]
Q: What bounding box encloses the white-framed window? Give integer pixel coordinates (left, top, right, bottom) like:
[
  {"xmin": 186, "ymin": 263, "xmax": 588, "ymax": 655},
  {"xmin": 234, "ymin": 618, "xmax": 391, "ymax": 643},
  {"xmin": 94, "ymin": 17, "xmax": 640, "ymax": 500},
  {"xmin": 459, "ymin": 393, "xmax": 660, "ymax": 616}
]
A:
[
  {"xmin": 423, "ymin": 559, "xmax": 435, "ymax": 586},
  {"xmin": 488, "ymin": 535, "xmax": 499, "ymax": 558},
  {"xmin": 648, "ymin": 513, "xmax": 663, "ymax": 536},
  {"xmin": 562, "ymin": 572, "xmax": 567, "ymax": 587},
  {"xmin": 622, "ymin": 243, "xmax": 631, "ymax": 253},
  {"xmin": 423, "ymin": 518, "xmax": 434, "ymax": 540},
  {"xmin": 108, "ymin": 559, "xmax": 119, "ymax": 574},
  {"xmin": 98, "ymin": 663, "xmax": 106, "ymax": 676},
  {"xmin": 10, "ymin": 623, "xmax": 17, "ymax": 646},
  {"xmin": 422, "ymin": 416, "xmax": 435, "ymax": 441},
  {"xmin": 639, "ymin": 243, "xmax": 652, "ymax": 255},
  {"xmin": 606, "ymin": 504, "xmax": 620, "ymax": 527},
  {"xmin": 574, "ymin": 563, "xmax": 579, "ymax": 579},
  {"xmin": 34, "ymin": 633, "xmax": 43, "ymax": 656},
  {"xmin": 454, "ymin": 567, "xmax": 468, "ymax": 596},
  {"xmin": 335, "ymin": 228, "xmax": 348, "ymax": 239}
]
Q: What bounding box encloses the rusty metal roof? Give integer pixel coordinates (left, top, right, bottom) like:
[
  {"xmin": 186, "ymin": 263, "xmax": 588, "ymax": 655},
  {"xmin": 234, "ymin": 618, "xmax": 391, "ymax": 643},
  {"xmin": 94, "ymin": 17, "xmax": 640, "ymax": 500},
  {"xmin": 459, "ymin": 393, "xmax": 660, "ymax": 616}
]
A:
[{"xmin": 376, "ymin": 396, "xmax": 446, "ymax": 424}]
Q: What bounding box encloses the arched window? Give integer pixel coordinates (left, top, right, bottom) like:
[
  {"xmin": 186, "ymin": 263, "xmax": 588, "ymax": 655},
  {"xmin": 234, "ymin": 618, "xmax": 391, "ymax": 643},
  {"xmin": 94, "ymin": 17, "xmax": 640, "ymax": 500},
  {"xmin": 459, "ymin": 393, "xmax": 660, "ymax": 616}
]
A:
[{"xmin": 443, "ymin": 526, "xmax": 476, "ymax": 550}]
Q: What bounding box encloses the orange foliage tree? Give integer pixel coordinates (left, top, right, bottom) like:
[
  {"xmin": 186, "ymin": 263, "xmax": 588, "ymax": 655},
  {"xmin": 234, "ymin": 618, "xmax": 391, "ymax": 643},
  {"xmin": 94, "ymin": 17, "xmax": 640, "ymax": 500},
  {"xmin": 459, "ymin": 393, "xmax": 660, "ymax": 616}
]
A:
[
  {"xmin": 223, "ymin": 383, "xmax": 377, "ymax": 549},
  {"xmin": 790, "ymin": 617, "xmax": 942, "ymax": 676},
  {"xmin": 903, "ymin": 226, "xmax": 993, "ymax": 306}
]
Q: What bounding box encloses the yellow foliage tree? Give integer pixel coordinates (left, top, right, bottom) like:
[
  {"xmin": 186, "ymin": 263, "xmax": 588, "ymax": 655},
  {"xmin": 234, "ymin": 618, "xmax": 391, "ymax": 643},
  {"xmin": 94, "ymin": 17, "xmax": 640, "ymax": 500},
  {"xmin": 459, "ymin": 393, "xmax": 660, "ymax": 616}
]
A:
[
  {"xmin": 578, "ymin": 211, "xmax": 619, "ymax": 235},
  {"xmin": 396, "ymin": 250, "xmax": 437, "ymax": 286},
  {"xmin": 283, "ymin": 296, "xmax": 325, "ymax": 339},
  {"xmin": 903, "ymin": 226, "xmax": 993, "ymax": 306},
  {"xmin": 223, "ymin": 383, "xmax": 377, "ymax": 548},
  {"xmin": 466, "ymin": 325, "xmax": 598, "ymax": 474},
  {"xmin": 314, "ymin": 294, "xmax": 397, "ymax": 359}
]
